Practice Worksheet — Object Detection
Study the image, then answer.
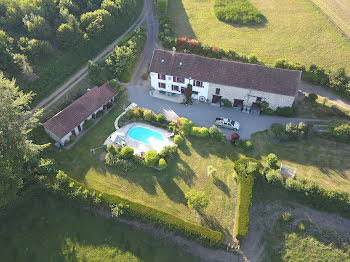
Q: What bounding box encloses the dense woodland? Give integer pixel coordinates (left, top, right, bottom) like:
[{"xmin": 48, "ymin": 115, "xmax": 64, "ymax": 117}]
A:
[{"xmin": 0, "ymin": 0, "xmax": 141, "ymax": 105}]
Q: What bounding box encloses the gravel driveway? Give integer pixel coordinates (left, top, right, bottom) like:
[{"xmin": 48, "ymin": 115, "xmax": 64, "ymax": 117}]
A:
[{"xmin": 127, "ymin": 83, "xmax": 315, "ymax": 139}]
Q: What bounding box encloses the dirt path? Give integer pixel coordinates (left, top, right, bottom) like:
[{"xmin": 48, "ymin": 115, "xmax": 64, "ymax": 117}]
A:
[
  {"xmin": 32, "ymin": 1, "xmax": 148, "ymax": 112},
  {"xmin": 240, "ymin": 201, "xmax": 350, "ymax": 262},
  {"xmin": 88, "ymin": 208, "xmax": 241, "ymax": 262}
]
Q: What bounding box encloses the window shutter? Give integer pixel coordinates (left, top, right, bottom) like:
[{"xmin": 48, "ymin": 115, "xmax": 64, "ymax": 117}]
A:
[
  {"xmin": 158, "ymin": 82, "xmax": 161, "ymax": 88},
  {"xmin": 158, "ymin": 73, "xmax": 160, "ymax": 79},
  {"xmin": 173, "ymin": 76, "xmax": 176, "ymax": 82},
  {"xmin": 193, "ymin": 80, "xmax": 195, "ymax": 86},
  {"xmin": 200, "ymin": 81, "xmax": 203, "ymax": 87}
]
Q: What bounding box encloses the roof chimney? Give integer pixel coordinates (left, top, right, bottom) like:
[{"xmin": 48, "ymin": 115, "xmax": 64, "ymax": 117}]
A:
[{"xmin": 172, "ymin": 47, "xmax": 176, "ymax": 57}]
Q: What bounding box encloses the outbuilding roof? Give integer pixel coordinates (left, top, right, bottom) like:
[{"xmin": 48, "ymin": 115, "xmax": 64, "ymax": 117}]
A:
[
  {"xmin": 149, "ymin": 49, "xmax": 301, "ymax": 96},
  {"xmin": 43, "ymin": 83, "xmax": 118, "ymax": 139}
]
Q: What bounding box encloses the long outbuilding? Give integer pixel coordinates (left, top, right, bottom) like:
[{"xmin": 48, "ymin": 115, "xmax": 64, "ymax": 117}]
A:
[
  {"xmin": 149, "ymin": 49, "xmax": 301, "ymax": 112},
  {"xmin": 43, "ymin": 82, "xmax": 118, "ymax": 145}
]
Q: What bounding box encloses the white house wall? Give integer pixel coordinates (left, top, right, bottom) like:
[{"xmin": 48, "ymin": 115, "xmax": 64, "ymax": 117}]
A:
[
  {"xmin": 150, "ymin": 72, "xmax": 209, "ymax": 100},
  {"xmin": 208, "ymin": 82, "xmax": 295, "ymax": 110}
]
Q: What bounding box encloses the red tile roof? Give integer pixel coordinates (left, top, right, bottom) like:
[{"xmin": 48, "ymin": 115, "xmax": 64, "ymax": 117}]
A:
[
  {"xmin": 43, "ymin": 83, "xmax": 118, "ymax": 139},
  {"xmin": 149, "ymin": 49, "xmax": 301, "ymax": 96}
]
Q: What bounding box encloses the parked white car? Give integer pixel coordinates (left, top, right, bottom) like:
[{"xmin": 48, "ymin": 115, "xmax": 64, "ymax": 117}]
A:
[{"xmin": 215, "ymin": 117, "xmax": 240, "ymax": 131}]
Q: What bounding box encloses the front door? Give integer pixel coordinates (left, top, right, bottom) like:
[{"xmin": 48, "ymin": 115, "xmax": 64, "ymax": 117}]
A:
[
  {"xmin": 78, "ymin": 125, "xmax": 82, "ymax": 132},
  {"xmin": 212, "ymin": 95, "xmax": 222, "ymax": 103},
  {"xmin": 181, "ymin": 87, "xmax": 185, "ymax": 94}
]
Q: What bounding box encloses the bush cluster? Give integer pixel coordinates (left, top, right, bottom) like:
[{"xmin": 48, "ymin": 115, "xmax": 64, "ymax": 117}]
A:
[
  {"xmin": 145, "ymin": 150, "xmax": 159, "ymax": 167},
  {"xmin": 327, "ymin": 120, "xmax": 350, "ymax": 143},
  {"xmin": 214, "ymin": 0, "xmax": 265, "ymax": 25},
  {"xmin": 209, "ymin": 125, "xmax": 226, "ymax": 142},
  {"xmin": 271, "ymin": 122, "xmax": 313, "ymax": 141},
  {"xmin": 52, "ymin": 174, "xmax": 223, "ymax": 246},
  {"xmin": 221, "ymin": 98, "xmax": 232, "ymax": 107},
  {"xmin": 119, "ymin": 107, "xmax": 171, "ymax": 128},
  {"xmin": 190, "ymin": 126, "xmax": 210, "ymax": 138},
  {"xmin": 235, "ymin": 140, "xmax": 253, "ymax": 150},
  {"xmin": 260, "ymin": 169, "xmax": 350, "ymax": 218},
  {"xmin": 105, "ymin": 145, "xmax": 142, "ymax": 172}
]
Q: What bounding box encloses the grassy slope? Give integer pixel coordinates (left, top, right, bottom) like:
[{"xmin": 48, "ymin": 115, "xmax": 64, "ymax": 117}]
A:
[
  {"xmin": 50, "ymin": 92, "xmax": 237, "ymax": 240},
  {"xmin": 263, "ymin": 216, "xmax": 350, "ymax": 261},
  {"xmin": 0, "ymin": 191, "xmax": 202, "ymax": 262},
  {"xmin": 309, "ymin": 0, "xmax": 350, "ymax": 38},
  {"xmin": 249, "ymin": 131, "xmax": 350, "ymax": 191},
  {"xmin": 168, "ymin": 0, "xmax": 350, "ymax": 70}
]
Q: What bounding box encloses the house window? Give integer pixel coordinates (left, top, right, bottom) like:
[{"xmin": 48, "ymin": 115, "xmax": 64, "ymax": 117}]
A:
[
  {"xmin": 193, "ymin": 80, "xmax": 203, "ymax": 87},
  {"xmin": 171, "ymin": 85, "xmax": 179, "ymax": 91},
  {"xmin": 173, "ymin": 76, "xmax": 185, "ymax": 83},
  {"xmin": 158, "ymin": 82, "xmax": 166, "ymax": 89},
  {"xmin": 215, "ymin": 88, "xmax": 220, "ymax": 95},
  {"xmin": 158, "ymin": 73, "xmax": 166, "ymax": 80},
  {"xmin": 256, "ymin": 97, "xmax": 262, "ymax": 102}
]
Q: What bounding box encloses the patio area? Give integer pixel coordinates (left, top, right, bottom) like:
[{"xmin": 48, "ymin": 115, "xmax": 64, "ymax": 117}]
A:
[{"xmin": 104, "ymin": 122, "xmax": 174, "ymax": 154}]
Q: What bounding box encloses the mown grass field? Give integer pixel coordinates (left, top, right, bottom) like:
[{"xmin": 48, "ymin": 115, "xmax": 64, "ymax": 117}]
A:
[
  {"xmin": 168, "ymin": 0, "xmax": 350, "ymax": 71},
  {"xmin": 0, "ymin": 191, "xmax": 202, "ymax": 262},
  {"xmin": 50, "ymin": 92, "xmax": 238, "ymax": 240},
  {"xmin": 249, "ymin": 131, "xmax": 350, "ymax": 191},
  {"xmin": 310, "ymin": 0, "xmax": 350, "ymax": 38}
]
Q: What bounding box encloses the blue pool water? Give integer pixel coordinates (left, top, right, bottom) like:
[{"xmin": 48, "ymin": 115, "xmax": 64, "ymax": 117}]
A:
[{"xmin": 128, "ymin": 126, "xmax": 163, "ymax": 144}]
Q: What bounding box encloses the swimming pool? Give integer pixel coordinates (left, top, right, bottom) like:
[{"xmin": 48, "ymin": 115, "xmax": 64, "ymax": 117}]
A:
[{"xmin": 128, "ymin": 126, "xmax": 164, "ymax": 144}]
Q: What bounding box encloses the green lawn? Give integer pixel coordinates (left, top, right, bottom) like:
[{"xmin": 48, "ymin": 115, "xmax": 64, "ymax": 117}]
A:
[
  {"xmin": 249, "ymin": 131, "xmax": 350, "ymax": 191},
  {"xmin": 50, "ymin": 92, "xmax": 238, "ymax": 241},
  {"xmin": 0, "ymin": 191, "xmax": 202, "ymax": 262},
  {"xmin": 168, "ymin": 0, "xmax": 350, "ymax": 71}
]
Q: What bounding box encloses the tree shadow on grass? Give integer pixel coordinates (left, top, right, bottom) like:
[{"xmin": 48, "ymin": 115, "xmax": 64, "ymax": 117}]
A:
[
  {"xmin": 213, "ymin": 176, "xmax": 231, "ymax": 197},
  {"xmin": 169, "ymin": 0, "xmax": 197, "ymax": 39},
  {"xmin": 198, "ymin": 211, "xmax": 231, "ymax": 237}
]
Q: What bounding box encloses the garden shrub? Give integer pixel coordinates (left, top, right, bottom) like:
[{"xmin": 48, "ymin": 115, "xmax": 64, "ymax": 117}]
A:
[
  {"xmin": 265, "ymin": 169, "xmax": 284, "ymax": 186},
  {"xmin": 177, "ymin": 117, "xmax": 194, "ymax": 135},
  {"xmin": 191, "ymin": 126, "xmax": 210, "ymax": 138},
  {"xmin": 53, "ymin": 176, "xmax": 223, "ymax": 246},
  {"xmin": 185, "ymin": 190, "xmax": 209, "ymax": 211},
  {"xmin": 109, "ymin": 79, "xmax": 120, "ymax": 91},
  {"xmin": 83, "ymin": 119, "xmax": 94, "ymax": 130},
  {"xmin": 69, "ymin": 135, "xmax": 75, "ymax": 143},
  {"xmin": 156, "ymin": 113, "xmax": 166, "ymax": 123},
  {"xmin": 159, "ymin": 145, "xmax": 178, "ymax": 160},
  {"xmin": 173, "ymin": 134, "xmax": 184, "ymax": 145},
  {"xmin": 158, "ymin": 158, "xmax": 167, "ymax": 169},
  {"xmin": 233, "ymin": 158, "xmax": 262, "ymax": 239},
  {"xmin": 214, "ymin": 0, "xmax": 265, "ymax": 25},
  {"xmin": 327, "ymin": 120, "xmax": 350, "ymax": 143},
  {"xmin": 105, "ymin": 152, "xmax": 115, "ymax": 166},
  {"xmin": 229, "ymin": 132, "xmax": 240, "ymax": 144},
  {"xmin": 168, "ymin": 122, "xmax": 177, "ymax": 133},
  {"xmin": 307, "ymin": 93, "xmax": 318, "ymax": 102},
  {"xmin": 157, "ymin": 0, "xmax": 168, "ymax": 13},
  {"xmin": 236, "ymin": 140, "xmax": 253, "ymax": 150},
  {"xmin": 107, "ymin": 143, "xmax": 116, "ymax": 155},
  {"xmin": 120, "ymin": 146, "xmax": 134, "ymax": 159},
  {"xmin": 56, "ymin": 170, "xmax": 68, "ymax": 187},
  {"xmin": 144, "ymin": 110, "xmax": 156, "ymax": 122},
  {"xmin": 145, "ymin": 150, "xmax": 158, "ymax": 166},
  {"xmin": 221, "ymin": 98, "xmax": 232, "ymax": 107},
  {"xmin": 271, "ymin": 123, "xmax": 285, "ymax": 138},
  {"xmin": 142, "ymin": 73, "xmax": 148, "ymax": 80},
  {"xmin": 275, "ymin": 106, "xmax": 296, "ymax": 117},
  {"xmin": 209, "ymin": 125, "xmax": 226, "ymax": 142},
  {"xmin": 280, "ymin": 212, "xmax": 292, "ymax": 223},
  {"xmin": 266, "ymin": 153, "xmax": 278, "ymax": 169},
  {"xmin": 132, "ymin": 107, "xmax": 144, "ymax": 119}
]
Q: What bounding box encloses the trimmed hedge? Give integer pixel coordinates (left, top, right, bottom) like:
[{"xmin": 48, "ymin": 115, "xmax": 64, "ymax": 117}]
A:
[
  {"xmin": 233, "ymin": 158, "xmax": 262, "ymax": 239},
  {"xmin": 56, "ymin": 176, "xmax": 223, "ymax": 246}
]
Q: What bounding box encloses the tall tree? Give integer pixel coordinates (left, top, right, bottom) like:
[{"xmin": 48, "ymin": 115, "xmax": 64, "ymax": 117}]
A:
[{"xmin": 0, "ymin": 73, "xmax": 46, "ymax": 208}]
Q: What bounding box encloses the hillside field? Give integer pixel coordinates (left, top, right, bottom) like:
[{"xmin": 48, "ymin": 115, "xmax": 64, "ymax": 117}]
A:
[{"xmin": 168, "ymin": 0, "xmax": 350, "ymax": 71}]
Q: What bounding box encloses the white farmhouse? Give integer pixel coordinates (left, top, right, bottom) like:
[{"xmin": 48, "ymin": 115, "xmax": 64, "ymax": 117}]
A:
[
  {"xmin": 149, "ymin": 48, "xmax": 301, "ymax": 111},
  {"xmin": 43, "ymin": 82, "xmax": 118, "ymax": 145}
]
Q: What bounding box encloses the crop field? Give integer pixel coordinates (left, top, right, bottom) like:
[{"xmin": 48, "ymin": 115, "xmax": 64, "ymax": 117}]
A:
[
  {"xmin": 168, "ymin": 0, "xmax": 350, "ymax": 71},
  {"xmin": 309, "ymin": 0, "xmax": 350, "ymax": 38}
]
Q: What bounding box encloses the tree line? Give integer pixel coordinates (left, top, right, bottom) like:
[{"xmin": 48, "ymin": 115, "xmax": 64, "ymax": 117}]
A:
[{"xmin": 0, "ymin": 0, "xmax": 137, "ymax": 78}]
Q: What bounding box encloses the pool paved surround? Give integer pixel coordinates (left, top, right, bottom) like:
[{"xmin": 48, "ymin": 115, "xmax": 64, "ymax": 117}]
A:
[{"xmin": 105, "ymin": 122, "xmax": 174, "ymax": 154}]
